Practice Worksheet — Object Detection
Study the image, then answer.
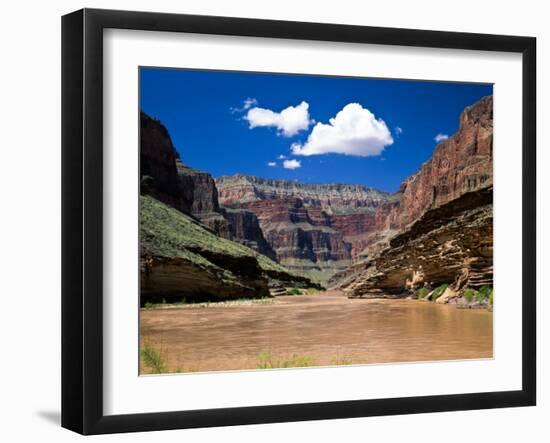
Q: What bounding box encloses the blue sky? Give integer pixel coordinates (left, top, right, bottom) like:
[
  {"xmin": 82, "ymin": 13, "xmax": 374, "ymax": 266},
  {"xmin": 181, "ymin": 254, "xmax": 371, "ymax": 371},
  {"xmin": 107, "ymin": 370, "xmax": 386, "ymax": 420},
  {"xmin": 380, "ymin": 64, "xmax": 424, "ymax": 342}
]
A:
[{"xmin": 140, "ymin": 68, "xmax": 492, "ymax": 193}]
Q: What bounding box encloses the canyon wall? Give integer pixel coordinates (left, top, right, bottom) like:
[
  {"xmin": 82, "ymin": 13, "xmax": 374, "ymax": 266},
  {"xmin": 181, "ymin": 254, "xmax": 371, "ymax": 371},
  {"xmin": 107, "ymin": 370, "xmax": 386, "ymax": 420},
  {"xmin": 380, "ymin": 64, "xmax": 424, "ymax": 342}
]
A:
[
  {"xmin": 392, "ymin": 95, "xmax": 493, "ymax": 227},
  {"xmin": 217, "ymin": 95, "xmax": 493, "ymax": 289},
  {"xmin": 140, "ymin": 112, "xmax": 316, "ymax": 300},
  {"xmin": 216, "ymin": 176, "xmax": 394, "ymax": 281},
  {"xmin": 141, "ymin": 94, "xmax": 493, "ymax": 294},
  {"xmin": 140, "ymin": 112, "xmax": 274, "ymax": 259},
  {"xmin": 330, "ymin": 96, "xmax": 493, "ymax": 298}
]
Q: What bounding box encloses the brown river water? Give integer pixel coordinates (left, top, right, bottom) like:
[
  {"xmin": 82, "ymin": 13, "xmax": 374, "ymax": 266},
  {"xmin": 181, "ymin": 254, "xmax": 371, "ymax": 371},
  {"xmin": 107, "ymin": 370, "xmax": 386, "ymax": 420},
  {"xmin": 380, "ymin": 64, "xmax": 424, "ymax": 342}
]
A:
[{"xmin": 139, "ymin": 291, "xmax": 493, "ymax": 374}]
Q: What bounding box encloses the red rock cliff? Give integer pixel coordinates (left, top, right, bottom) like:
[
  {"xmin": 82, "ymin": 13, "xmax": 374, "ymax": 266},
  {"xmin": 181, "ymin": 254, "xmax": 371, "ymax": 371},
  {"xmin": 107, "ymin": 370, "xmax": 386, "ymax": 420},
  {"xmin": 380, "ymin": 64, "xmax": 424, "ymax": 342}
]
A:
[{"xmin": 392, "ymin": 95, "xmax": 493, "ymax": 227}]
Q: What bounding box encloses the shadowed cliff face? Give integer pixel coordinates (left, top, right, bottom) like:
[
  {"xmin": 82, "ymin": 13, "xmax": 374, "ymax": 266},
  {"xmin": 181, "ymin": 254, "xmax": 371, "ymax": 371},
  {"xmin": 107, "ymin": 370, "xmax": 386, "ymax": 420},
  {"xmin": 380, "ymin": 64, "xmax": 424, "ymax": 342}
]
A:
[
  {"xmin": 140, "ymin": 112, "xmax": 194, "ymax": 214},
  {"xmin": 222, "ymin": 208, "xmax": 277, "ymax": 261},
  {"xmin": 140, "ymin": 112, "xmax": 275, "ymax": 260}
]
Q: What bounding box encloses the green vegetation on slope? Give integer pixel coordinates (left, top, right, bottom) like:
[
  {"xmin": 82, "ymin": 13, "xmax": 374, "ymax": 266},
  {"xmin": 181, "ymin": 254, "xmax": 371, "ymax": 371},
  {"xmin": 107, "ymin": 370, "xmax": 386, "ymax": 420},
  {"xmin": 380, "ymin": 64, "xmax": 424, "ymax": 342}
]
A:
[
  {"xmin": 431, "ymin": 284, "xmax": 449, "ymax": 301},
  {"xmin": 463, "ymin": 286, "xmax": 493, "ymax": 305},
  {"xmin": 140, "ymin": 195, "xmax": 303, "ymax": 280},
  {"xmin": 416, "ymin": 287, "xmax": 428, "ymax": 300}
]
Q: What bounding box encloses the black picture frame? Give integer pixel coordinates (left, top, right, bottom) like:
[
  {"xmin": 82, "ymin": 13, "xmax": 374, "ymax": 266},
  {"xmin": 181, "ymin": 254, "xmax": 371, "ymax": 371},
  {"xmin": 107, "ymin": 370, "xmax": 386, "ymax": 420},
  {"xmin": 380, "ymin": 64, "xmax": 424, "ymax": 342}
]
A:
[{"xmin": 62, "ymin": 8, "xmax": 537, "ymax": 435}]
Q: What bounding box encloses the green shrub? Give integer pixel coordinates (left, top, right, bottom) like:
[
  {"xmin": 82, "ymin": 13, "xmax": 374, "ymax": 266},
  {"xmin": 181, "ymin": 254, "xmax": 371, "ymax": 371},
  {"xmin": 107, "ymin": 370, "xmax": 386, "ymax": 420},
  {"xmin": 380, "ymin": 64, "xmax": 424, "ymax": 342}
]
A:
[
  {"xmin": 417, "ymin": 287, "xmax": 428, "ymax": 300},
  {"xmin": 463, "ymin": 286, "xmax": 493, "ymax": 304},
  {"xmin": 432, "ymin": 284, "xmax": 449, "ymax": 301},
  {"xmin": 464, "ymin": 288, "xmax": 477, "ymax": 303},
  {"xmin": 286, "ymin": 288, "xmax": 301, "ymax": 295},
  {"xmin": 474, "ymin": 285, "xmax": 493, "ymax": 303},
  {"xmin": 479, "ymin": 286, "xmax": 492, "ymax": 299},
  {"xmin": 140, "ymin": 344, "xmax": 167, "ymax": 374}
]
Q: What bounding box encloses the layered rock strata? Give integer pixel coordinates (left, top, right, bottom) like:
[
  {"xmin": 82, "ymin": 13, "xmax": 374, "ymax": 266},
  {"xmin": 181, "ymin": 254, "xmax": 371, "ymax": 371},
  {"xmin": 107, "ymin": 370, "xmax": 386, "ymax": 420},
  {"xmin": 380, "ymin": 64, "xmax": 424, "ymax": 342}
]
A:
[
  {"xmin": 216, "ymin": 177, "xmax": 395, "ymax": 281},
  {"xmin": 330, "ymin": 96, "xmax": 494, "ymax": 299},
  {"xmin": 335, "ymin": 187, "xmax": 493, "ymax": 298}
]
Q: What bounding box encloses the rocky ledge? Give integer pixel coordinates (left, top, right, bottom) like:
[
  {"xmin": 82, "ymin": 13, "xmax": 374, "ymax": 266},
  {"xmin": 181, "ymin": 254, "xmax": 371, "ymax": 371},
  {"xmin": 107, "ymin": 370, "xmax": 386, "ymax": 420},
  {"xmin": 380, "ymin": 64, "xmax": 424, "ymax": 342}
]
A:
[{"xmin": 333, "ymin": 187, "xmax": 492, "ymax": 301}]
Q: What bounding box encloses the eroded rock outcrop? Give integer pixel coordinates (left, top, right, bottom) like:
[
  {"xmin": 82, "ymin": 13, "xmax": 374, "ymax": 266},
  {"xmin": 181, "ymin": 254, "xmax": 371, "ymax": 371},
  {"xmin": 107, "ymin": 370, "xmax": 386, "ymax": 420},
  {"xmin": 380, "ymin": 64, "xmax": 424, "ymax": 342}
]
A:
[{"xmin": 336, "ymin": 188, "xmax": 493, "ymax": 297}]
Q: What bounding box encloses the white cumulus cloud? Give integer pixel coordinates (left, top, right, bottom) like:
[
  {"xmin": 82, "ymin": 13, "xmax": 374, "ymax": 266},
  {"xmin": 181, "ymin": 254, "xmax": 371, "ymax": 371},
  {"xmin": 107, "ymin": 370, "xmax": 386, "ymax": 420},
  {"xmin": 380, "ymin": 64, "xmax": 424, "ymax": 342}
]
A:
[
  {"xmin": 291, "ymin": 103, "xmax": 393, "ymax": 157},
  {"xmin": 395, "ymin": 126, "xmax": 403, "ymax": 136},
  {"xmin": 434, "ymin": 133, "xmax": 449, "ymax": 143},
  {"xmin": 283, "ymin": 159, "xmax": 301, "ymax": 169},
  {"xmin": 267, "ymin": 161, "xmax": 277, "ymax": 167},
  {"xmin": 277, "ymin": 154, "xmax": 287, "ymax": 159},
  {"xmin": 245, "ymin": 101, "xmax": 312, "ymax": 137}
]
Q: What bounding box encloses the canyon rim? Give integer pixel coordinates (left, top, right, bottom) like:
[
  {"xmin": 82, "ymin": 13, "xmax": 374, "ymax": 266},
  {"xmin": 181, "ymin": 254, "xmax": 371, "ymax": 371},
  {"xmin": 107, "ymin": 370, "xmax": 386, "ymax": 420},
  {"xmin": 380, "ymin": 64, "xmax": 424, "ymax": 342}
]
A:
[{"xmin": 139, "ymin": 68, "xmax": 494, "ymax": 374}]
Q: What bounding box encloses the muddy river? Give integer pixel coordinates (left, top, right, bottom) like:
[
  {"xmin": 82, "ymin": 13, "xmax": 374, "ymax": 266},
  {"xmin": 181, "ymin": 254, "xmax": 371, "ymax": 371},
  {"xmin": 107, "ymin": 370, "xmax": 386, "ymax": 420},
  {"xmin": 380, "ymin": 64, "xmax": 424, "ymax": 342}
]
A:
[{"xmin": 139, "ymin": 291, "xmax": 493, "ymax": 374}]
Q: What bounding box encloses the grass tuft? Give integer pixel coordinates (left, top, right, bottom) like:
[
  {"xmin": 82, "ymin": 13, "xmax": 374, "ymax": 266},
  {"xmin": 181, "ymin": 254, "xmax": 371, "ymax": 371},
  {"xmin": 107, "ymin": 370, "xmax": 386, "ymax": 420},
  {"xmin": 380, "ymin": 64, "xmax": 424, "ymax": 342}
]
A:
[
  {"xmin": 140, "ymin": 343, "xmax": 167, "ymax": 374},
  {"xmin": 257, "ymin": 351, "xmax": 313, "ymax": 369}
]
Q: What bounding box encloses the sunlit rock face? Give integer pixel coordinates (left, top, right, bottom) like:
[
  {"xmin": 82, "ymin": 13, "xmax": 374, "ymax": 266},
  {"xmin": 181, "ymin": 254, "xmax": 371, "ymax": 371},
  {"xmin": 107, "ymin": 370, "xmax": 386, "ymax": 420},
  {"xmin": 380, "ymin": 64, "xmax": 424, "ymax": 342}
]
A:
[
  {"xmin": 216, "ymin": 177, "xmax": 397, "ymax": 282},
  {"xmin": 334, "ymin": 187, "xmax": 493, "ymax": 298},
  {"xmin": 393, "ymin": 95, "xmax": 493, "ymax": 227},
  {"xmin": 329, "ymin": 96, "xmax": 494, "ymax": 298}
]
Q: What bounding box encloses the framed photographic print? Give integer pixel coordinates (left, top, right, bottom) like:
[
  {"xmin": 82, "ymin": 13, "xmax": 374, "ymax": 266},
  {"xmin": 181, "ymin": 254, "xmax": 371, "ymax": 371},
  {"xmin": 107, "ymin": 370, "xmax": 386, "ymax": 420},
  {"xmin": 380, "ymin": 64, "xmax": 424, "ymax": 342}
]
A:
[{"xmin": 61, "ymin": 8, "xmax": 536, "ymax": 435}]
